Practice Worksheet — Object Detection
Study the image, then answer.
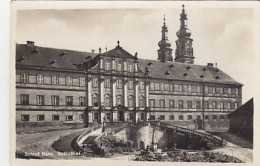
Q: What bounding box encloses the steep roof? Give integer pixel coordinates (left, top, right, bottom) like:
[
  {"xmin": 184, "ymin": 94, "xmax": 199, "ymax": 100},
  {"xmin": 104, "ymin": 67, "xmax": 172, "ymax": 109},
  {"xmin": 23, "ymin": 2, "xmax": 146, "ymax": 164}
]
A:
[
  {"xmin": 16, "ymin": 44, "xmax": 96, "ymax": 70},
  {"xmin": 16, "ymin": 43, "xmax": 242, "ymax": 85},
  {"xmin": 138, "ymin": 59, "xmax": 242, "ymax": 85}
]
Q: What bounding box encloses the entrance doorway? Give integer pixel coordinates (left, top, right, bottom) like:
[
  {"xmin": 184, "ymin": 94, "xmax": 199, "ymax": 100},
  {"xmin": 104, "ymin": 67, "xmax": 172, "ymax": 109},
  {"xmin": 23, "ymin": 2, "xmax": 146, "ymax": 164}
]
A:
[
  {"xmin": 118, "ymin": 111, "xmax": 124, "ymax": 121},
  {"xmin": 196, "ymin": 116, "xmax": 203, "ymax": 130}
]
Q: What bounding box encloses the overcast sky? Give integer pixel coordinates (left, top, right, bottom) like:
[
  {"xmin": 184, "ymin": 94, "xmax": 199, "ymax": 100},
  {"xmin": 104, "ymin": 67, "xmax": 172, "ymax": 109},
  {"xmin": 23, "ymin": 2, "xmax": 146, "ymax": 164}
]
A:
[{"xmin": 16, "ymin": 7, "xmax": 255, "ymax": 103}]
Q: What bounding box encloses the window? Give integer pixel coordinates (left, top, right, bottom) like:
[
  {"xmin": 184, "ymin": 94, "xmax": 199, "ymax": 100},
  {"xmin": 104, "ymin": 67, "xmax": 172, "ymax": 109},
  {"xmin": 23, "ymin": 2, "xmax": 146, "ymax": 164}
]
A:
[
  {"xmin": 169, "ymin": 100, "xmax": 174, "ymax": 108},
  {"xmin": 79, "ymin": 77, "xmax": 86, "ymax": 87},
  {"xmin": 105, "ymin": 96, "xmax": 111, "ymax": 107},
  {"xmin": 37, "ymin": 74, "xmax": 44, "ymax": 84},
  {"xmin": 128, "ymin": 64, "xmax": 133, "ymax": 72},
  {"xmin": 187, "ymin": 101, "xmax": 192, "ymax": 109},
  {"xmin": 150, "ymin": 99, "xmax": 155, "ymax": 108},
  {"xmin": 150, "ymin": 82, "xmax": 155, "ymax": 91},
  {"xmin": 205, "ymin": 115, "xmax": 209, "ymax": 120},
  {"xmin": 104, "ymin": 79, "xmax": 110, "ymax": 88},
  {"xmin": 106, "ymin": 113, "xmax": 111, "ymax": 120},
  {"xmin": 223, "ymin": 88, "xmax": 228, "ymax": 94},
  {"xmin": 105, "ymin": 62, "xmax": 110, "ymax": 70},
  {"xmin": 183, "ymin": 85, "xmax": 187, "ymax": 92},
  {"xmin": 139, "ymin": 97, "xmax": 145, "ymax": 108},
  {"xmin": 188, "ymin": 85, "xmax": 192, "ymax": 93},
  {"xmin": 174, "ymin": 85, "xmax": 179, "ymax": 92},
  {"xmin": 51, "ymin": 75, "xmax": 58, "ymax": 85},
  {"xmin": 235, "ymin": 88, "xmax": 239, "ymax": 95},
  {"xmin": 179, "ymin": 85, "xmax": 183, "ymax": 92},
  {"xmin": 93, "ymin": 95, "xmax": 99, "ymax": 107},
  {"xmin": 208, "ymin": 87, "xmax": 213, "ymax": 93},
  {"xmin": 220, "ymin": 115, "xmax": 225, "ymax": 120},
  {"xmin": 178, "ymin": 115, "xmax": 184, "ymax": 120},
  {"xmin": 228, "ymin": 88, "xmax": 231, "ymax": 94},
  {"xmin": 66, "ymin": 76, "xmax": 73, "ymax": 86},
  {"xmin": 21, "ymin": 115, "xmax": 29, "ymax": 121},
  {"xmin": 212, "ymin": 87, "xmax": 216, "ymax": 94},
  {"xmin": 79, "ymin": 97, "xmax": 85, "ymax": 106},
  {"xmin": 188, "ymin": 115, "xmax": 192, "ymax": 120},
  {"xmin": 160, "ymin": 115, "xmax": 165, "ymax": 120},
  {"xmin": 178, "ymin": 100, "xmax": 183, "ymax": 108},
  {"xmin": 160, "ymin": 83, "xmax": 165, "ymax": 91},
  {"xmin": 66, "ymin": 96, "xmax": 73, "ymax": 106},
  {"xmin": 191, "ymin": 85, "xmax": 196, "ymax": 93},
  {"xmin": 66, "ymin": 115, "xmax": 73, "ymax": 121},
  {"xmin": 128, "ymin": 81, "xmax": 134, "ymax": 90},
  {"xmin": 117, "ymin": 63, "xmax": 122, "ymax": 71},
  {"xmin": 37, "ymin": 115, "xmax": 45, "ymax": 121},
  {"xmin": 196, "ymin": 101, "xmax": 201, "ymax": 109},
  {"xmin": 212, "ymin": 115, "xmax": 217, "ymax": 120},
  {"xmin": 52, "ymin": 115, "xmax": 59, "ymax": 121},
  {"xmin": 52, "ymin": 96, "xmax": 59, "ymax": 106},
  {"xmin": 227, "ymin": 102, "xmax": 231, "ymax": 109},
  {"xmin": 212, "ymin": 101, "xmax": 217, "ymax": 109},
  {"xmin": 234, "ymin": 102, "xmax": 238, "ymax": 109},
  {"xmin": 220, "ymin": 102, "xmax": 224, "ymax": 109},
  {"xmin": 92, "ymin": 78, "xmax": 99, "ymax": 88},
  {"xmin": 150, "ymin": 115, "xmax": 155, "ymax": 120},
  {"xmin": 94, "ymin": 113, "xmax": 98, "ymax": 120},
  {"xmin": 216, "ymin": 87, "xmax": 222, "ymax": 94},
  {"xmin": 116, "ymin": 80, "xmax": 123, "ymax": 89},
  {"xmin": 36, "ymin": 95, "xmax": 44, "ymax": 105},
  {"xmin": 116, "ymin": 95, "xmax": 123, "ymax": 106},
  {"xmin": 169, "ymin": 115, "xmax": 174, "ymax": 120},
  {"xmin": 128, "ymin": 96, "xmax": 134, "ymax": 107},
  {"xmin": 141, "ymin": 113, "xmax": 144, "ymax": 120},
  {"xmin": 155, "ymin": 83, "xmax": 160, "ymax": 90},
  {"xmin": 21, "ymin": 94, "xmax": 29, "ymax": 105},
  {"xmin": 197, "ymin": 86, "xmax": 201, "ymax": 93},
  {"xmin": 170, "ymin": 84, "xmax": 174, "ymax": 91},
  {"xmin": 159, "ymin": 99, "xmax": 165, "ymax": 108},
  {"xmin": 21, "ymin": 73, "xmax": 28, "ymax": 83},
  {"xmin": 205, "ymin": 101, "xmax": 209, "ymax": 109},
  {"xmin": 165, "ymin": 83, "xmax": 170, "ymax": 91},
  {"xmin": 139, "ymin": 82, "xmax": 144, "ymax": 90}
]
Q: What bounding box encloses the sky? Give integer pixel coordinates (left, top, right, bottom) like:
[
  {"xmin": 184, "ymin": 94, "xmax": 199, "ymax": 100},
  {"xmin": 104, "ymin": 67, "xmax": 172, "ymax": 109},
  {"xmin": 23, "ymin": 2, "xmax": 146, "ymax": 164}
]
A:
[{"xmin": 16, "ymin": 7, "xmax": 256, "ymax": 103}]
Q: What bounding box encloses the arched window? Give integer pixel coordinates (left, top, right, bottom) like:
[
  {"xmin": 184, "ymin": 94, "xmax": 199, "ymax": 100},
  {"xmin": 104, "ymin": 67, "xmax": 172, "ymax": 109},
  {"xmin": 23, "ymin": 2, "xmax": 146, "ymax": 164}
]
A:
[
  {"xmin": 105, "ymin": 94, "xmax": 111, "ymax": 107},
  {"xmin": 92, "ymin": 94, "xmax": 99, "ymax": 107},
  {"xmin": 128, "ymin": 95, "xmax": 134, "ymax": 108},
  {"xmin": 139, "ymin": 96, "xmax": 145, "ymax": 108}
]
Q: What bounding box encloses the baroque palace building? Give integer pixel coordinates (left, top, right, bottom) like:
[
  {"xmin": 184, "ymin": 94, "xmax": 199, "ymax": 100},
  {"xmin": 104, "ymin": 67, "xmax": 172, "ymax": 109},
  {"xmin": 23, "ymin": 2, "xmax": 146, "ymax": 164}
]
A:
[{"xmin": 16, "ymin": 6, "xmax": 242, "ymax": 130}]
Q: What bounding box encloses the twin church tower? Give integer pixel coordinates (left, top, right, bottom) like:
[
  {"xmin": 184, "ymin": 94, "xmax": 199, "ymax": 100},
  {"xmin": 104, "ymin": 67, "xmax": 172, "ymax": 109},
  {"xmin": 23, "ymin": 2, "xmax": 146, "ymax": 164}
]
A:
[{"xmin": 158, "ymin": 5, "xmax": 194, "ymax": 64}]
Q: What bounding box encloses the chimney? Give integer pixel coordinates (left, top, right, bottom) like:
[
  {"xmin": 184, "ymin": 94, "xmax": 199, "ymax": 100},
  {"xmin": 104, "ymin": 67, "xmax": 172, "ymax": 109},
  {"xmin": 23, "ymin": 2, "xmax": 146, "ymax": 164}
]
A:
[
  {"xmin": 91, "ymin": 50, "xmax": 95, "ymax": 54},
  {"xmin": 99, "ymin": 48, "xmax": 102, "ymax": 54},
  {"xmin": 207, "ymin": 63, "xmax": 214, "ymax": 67},
  {"xmin": 26, "ymin": 41, "xmax": 35, "ymax": 46}
]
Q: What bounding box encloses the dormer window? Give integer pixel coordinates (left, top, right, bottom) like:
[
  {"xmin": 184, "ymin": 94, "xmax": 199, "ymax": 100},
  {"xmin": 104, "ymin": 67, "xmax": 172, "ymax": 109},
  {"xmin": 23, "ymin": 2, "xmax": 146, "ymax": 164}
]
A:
[
  {"xmin": 169, "ymin": 64, "xmax": 174, "ymax": 68},
  {"xmin": 202, "ymin": 67, "xmax": 207, "ymax": 71},
  {"xmin": 186, "ymin": 66, "xmax": 191, "ymax": 70},
  {"xmin": 105, "ymin": 62, "xmax": 110, "ymax": 70},
  {"xmin": 147, "ymin": 62, "xmax": 153, "ymax": 66},
  {"xmin": 200, "ymin": 74, "xmax": 205, "ymax": 78},
  {"xmin": 60, "ymin": 51, "xmax": 67, "ymax": 57},
  {"xmin": 216, "ymin": 69, "xmax": 220, "ymax": 73},
  {"xmin": 18, "ymin": 56, "xmax": 26, "ymax": 63},
  {"xmin": 183, "ymin": 73, "xmax": 188, "ymax": 77},
  {"xmin": 128, "ymin": 64, "xmax": 133, "ymax": 72},
  {"xmin": 50, "ymin": 59, "xmax": 56, "ymax": 65},
  {"xmin": 33, "ymin": 48, "xmax": 39, "ymax": 54},
  {"xmin": 216, "ymin": 75, "xmax": 221, "ymax": 79},
  {"xmin": 165, "ymin": 71, "xmax": 170, "ymax": 75}
]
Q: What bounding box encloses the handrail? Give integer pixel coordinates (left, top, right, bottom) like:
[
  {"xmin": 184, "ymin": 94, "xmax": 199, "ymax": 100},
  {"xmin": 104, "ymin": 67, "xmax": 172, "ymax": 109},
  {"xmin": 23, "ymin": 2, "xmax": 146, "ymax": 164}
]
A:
[{"xmin": 150, "ymin": 122, "xmax": 222, "ymax": 145}]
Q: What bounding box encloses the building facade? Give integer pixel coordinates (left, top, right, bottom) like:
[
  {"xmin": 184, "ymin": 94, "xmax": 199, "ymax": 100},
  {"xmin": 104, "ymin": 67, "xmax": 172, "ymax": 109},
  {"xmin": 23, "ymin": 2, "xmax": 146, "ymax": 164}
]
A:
[{"xmin": 16, "ymin": 6, "xmax": 242, "ymax": 130}]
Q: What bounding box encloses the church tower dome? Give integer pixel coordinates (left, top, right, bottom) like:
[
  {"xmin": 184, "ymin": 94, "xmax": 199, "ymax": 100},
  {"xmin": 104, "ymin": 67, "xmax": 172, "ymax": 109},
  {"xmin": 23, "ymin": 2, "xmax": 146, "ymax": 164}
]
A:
[
  {"xmin": 175, "ymin": 5, "xmax": 195, "ymax": 64},
  {"xmin": 157, "ymin": 15, "xmax": 173, "ymax": 62}
]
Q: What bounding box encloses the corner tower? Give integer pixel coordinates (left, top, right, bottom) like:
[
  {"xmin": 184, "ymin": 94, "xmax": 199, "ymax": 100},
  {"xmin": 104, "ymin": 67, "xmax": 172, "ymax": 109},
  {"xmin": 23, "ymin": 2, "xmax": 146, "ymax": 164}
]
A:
[
  {"xmin": 157, "ymin": 15, "xmax": 173, "ymax": 62},
  {"xmin": 175, "ymin": 5, "xmax": 194, "ymax": 64}
]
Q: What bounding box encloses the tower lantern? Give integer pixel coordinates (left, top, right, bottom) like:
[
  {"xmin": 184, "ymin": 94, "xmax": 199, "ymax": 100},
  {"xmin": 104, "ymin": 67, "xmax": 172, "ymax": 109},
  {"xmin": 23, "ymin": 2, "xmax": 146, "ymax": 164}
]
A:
[
  {"xmin": 157, "ymin": 15, "xmax": 173, "ymax": 62},
  {"xmin": 174, "ymin": 5, "xmax": 195, "ymax": 64}
]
